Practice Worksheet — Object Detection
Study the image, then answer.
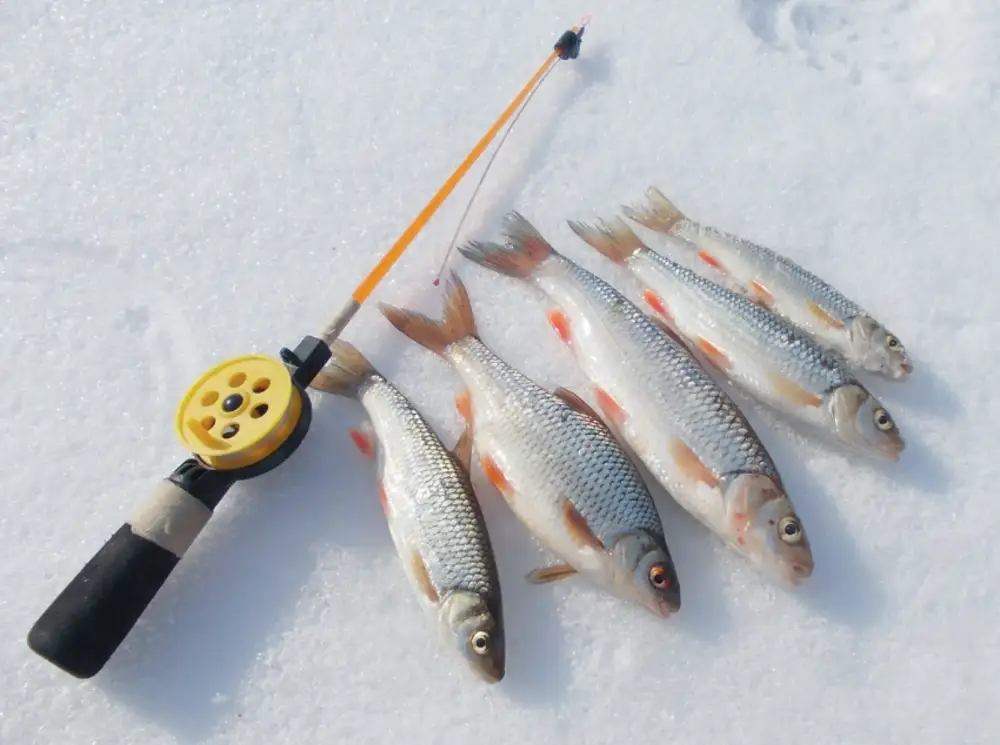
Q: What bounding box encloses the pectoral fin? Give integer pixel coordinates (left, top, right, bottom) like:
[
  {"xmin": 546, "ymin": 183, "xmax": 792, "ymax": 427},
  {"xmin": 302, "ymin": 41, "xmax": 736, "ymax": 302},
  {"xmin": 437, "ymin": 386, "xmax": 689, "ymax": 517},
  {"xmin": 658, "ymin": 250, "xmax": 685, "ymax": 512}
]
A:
[{"xmin": 526, "ymin": 564, "xmax": 578, "ymax": 584}]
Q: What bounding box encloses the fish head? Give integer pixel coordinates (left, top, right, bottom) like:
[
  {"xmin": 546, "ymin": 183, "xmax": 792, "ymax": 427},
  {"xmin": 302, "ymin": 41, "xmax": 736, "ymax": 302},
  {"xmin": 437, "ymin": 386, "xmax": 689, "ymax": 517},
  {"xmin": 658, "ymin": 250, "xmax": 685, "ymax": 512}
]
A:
[
  {"xmin": 724, "ymin": 473, "xmax": 813, "ymax": 587},
  {"xmin": 608, "ymin": 530, "xmax": 682, "ymax": 618},
  {"xmin": 848, "ymin": 315, "xmax": 913, "ymax": 380},
  {"xmin": 828, "ymin": 383, "xmax": 905, "ymax": 461},
  {"xmin": 438, "ymin": 589, "xmax": 505, "ymax": 684}
]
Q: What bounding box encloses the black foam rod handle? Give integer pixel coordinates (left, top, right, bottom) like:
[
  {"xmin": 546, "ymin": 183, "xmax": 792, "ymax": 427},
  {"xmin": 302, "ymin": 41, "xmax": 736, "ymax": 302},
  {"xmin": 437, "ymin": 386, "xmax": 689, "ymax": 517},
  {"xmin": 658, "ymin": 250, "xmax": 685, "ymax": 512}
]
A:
[{"xmin": 27, "ymin": 476, "xmax": 226, "ymax": 678}]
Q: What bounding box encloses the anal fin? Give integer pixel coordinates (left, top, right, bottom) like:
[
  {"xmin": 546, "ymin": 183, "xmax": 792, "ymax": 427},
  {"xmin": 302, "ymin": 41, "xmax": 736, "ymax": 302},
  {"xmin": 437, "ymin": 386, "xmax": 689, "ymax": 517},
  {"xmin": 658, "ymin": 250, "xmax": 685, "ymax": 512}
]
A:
[
  {"xmin": 555, "ymin": 387, "xmax": 607, "ymax": 424},
  {"xmin": 452, "ymin": 422, "xmax": 473, "ymax": 472}
]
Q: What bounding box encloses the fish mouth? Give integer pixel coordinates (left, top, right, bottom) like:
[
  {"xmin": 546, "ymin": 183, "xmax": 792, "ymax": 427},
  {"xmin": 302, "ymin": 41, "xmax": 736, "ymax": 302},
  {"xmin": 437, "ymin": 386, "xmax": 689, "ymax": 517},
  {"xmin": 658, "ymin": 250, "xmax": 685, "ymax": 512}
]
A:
[
  {"xmin": 654, "ymin": 585, "xmax": 682, "ymax": 618},
  {"xmin": 469, "ymin": 656, "xmax": 505, "ymax": 684},
  {"xmin": 872, "ymin": 428, "xmax": 905, "ymax": 462},
  {"xmin": 778, "ymin": 559, "xmax": 814, "ymax": 587},
  {"xmin": 653, "ymin": 598, "xmax": 678, "ymax": 618}
]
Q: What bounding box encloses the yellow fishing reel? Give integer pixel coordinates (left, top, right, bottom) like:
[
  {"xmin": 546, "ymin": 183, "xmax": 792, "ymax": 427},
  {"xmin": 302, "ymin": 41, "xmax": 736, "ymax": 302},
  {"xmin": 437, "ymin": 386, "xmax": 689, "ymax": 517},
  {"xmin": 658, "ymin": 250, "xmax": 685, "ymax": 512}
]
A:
[
  {"xmin": 175, "ymin": 355, "xmax": 304, "ymax": 473},
  {"xmin": 27, "ymin": 336, "xmax": 331, "ymax": 679},
  {"xmin": 173, "ymin": 338, "xmax": 329, "ymax": 478}
]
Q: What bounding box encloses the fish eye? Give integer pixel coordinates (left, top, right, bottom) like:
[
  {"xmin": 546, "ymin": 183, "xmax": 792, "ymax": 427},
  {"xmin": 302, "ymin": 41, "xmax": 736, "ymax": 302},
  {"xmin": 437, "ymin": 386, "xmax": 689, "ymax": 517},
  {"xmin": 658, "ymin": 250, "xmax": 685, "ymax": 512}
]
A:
[
  {"xmin": 777, "ymin": 516, "xmax": 803, "ymax": 544},
  {"xmin": 648, "ymin": 564, "xmax": 670, "ymax": 589},
  {"xmin": 470, "ymin": 631, "xmax": 491, "ymax": 655},
  {"xmin": 873, "ymin": 408, "xmax": 894, "ymax": 431},
  {"xmin": 885, "ymin": 335, "xmax": 900, "ymax": 349}
]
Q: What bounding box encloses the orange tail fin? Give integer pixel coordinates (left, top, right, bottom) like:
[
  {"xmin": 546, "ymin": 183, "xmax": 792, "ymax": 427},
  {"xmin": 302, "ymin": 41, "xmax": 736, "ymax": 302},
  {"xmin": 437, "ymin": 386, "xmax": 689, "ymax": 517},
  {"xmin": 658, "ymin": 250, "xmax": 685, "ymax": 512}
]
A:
[
  {"xmin": 622, "ymin": 186, "xmax": 687, "ymax": 234},
  {"xmin": 457, "ymin": 210, "xmax": 553, "ymax": 279},
  {"xmin": 310, "ymin": 339, "xmax": 377, "ymax": 397},
  {"xmin": 567, "ymin": 215, "xmax": 646, "ymax": 264},
  {"xmin": 379, "ymin": 271, "xmax": 478, "ymax": 357}
]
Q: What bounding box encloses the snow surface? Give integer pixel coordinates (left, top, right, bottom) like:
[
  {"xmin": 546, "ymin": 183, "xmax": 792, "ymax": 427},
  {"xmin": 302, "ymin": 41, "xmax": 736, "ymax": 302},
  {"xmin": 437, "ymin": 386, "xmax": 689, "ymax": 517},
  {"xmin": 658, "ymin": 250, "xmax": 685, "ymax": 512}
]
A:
[{"xmin": 3, "ymin": 0, "xmax": 1000, "ymax": 743}]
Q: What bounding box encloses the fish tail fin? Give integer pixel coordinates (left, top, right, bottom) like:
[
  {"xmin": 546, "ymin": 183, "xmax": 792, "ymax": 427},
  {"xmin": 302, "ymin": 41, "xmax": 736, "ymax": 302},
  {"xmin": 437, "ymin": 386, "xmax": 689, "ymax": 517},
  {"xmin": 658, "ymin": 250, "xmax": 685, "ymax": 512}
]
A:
[
  {"xmin": 379, "ymin": 271, "xmax": 478, "ymax": 357},
  {"xmin": 457, "ymin": 210, "xmax": 553, "ymax": 279},
  {"xmin": 623, "ymin": 186, "xmax": 687, "ymax": 234},
  {"xmin": 567, "ymin": 215, "xmax": 645, "ymax": 265},
  {"xmin": 310, "ymin": 339, "xmax": 377, "ymax": 397}
]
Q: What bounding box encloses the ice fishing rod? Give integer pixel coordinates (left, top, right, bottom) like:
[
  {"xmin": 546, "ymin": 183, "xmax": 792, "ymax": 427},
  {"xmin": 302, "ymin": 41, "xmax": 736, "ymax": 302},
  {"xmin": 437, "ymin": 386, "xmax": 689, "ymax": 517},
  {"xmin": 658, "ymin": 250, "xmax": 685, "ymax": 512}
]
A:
[{"xmin": 26, "ymin": 20, "xmax": 587, "ymax": 680}]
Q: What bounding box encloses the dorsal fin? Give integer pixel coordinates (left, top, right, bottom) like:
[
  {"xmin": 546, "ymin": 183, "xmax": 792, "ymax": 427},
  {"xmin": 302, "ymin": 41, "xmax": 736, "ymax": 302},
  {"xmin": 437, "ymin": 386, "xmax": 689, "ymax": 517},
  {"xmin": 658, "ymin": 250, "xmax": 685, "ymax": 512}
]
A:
[
  {"xmin": 554, "ymin": 386, "xmax": 618, "ymax": 439},
  {"xmin": 451, "ymin": 421, "xmax": 473, "ymax": 472}
]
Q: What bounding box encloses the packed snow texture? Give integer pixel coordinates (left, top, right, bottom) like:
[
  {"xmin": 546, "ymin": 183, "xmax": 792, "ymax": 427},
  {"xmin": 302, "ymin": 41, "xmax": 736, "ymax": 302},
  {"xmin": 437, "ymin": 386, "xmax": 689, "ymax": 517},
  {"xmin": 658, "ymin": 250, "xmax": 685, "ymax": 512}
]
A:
[{"xmin": 3, "ymin": 1, "xmax": 999, "ymax": 743}]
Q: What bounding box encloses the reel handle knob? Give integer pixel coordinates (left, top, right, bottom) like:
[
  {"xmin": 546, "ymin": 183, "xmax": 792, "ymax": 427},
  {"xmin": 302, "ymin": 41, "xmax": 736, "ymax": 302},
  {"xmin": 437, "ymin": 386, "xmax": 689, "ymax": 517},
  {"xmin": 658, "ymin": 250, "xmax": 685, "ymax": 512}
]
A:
[{"xmin": 26, "ymin": 464, "xmax": 234, "ymax": 678}]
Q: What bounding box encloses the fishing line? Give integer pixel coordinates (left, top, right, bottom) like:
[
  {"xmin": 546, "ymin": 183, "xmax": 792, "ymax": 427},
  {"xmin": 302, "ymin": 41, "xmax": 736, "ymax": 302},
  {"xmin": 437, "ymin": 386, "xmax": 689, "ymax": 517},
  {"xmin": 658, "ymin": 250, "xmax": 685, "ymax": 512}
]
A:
[{"xmin": 432, "ymin": 60, "xmax": 561, "ymax": 286}]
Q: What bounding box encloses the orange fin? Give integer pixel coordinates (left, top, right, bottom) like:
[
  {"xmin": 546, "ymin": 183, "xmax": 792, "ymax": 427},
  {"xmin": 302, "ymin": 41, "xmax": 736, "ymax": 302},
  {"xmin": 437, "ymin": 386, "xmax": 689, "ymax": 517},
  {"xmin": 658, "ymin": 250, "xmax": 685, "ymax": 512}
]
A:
[
  {"xmin": 697, "ymin": 250, "xmax": 725, "ymax": 272},
  {"xmin": 647, "ymin": 313, "xmax": 689, "ymax": 349},
  {"xmin": 621, "ymin": 186, "xmax": 687, "ymax": 234},
  {"xmin": 696, "ymin": 337, "xmax": 732, "ymax": 372},
  {"xmin": 562, "ymin": 499, "xmax": 606, "ymax": 552},
  {"xmin": 642, "ymin": 289, "xmax": 672, "ymax": 322},
  {"xmin": 310, "ymin": 339, "xmax": 375, "ymax": 397},
  {"xmin": 750, "ymin": 280, "xmax": 774, "ymax": 309},
  {"xmin": 767, "ymin": 372, "xmax": 823, "ymax": 407},
  {"xmin": 593, "ymin": 387, "xmax": 627, "ymax": 429},
  {"xmin": 807, "ymin": 300, "xmax": 844, "ymax": 329},
  {"xmin": 349, "ymin": 422, "xmax": 377, "ymax": 460},
  {"xmin": 410, "ymin": 550, "xmax": 440, "ymax": 603},
  {"xmin": 481, "ymin": 454, "xmax": 513, "ymax": 497},
  {"xmin": 452, "ymin": 422, "xmax": 473, "ymax": 473},
  {"xmin": 376, "ymin": 480, "xmax": 391, "ymax": 517},
  {"xmin": 555, "ymin": 387, "xmax": 623, "ymax": 444},
  {"xmin": 670, "ymin": 438, "xmax": 719, "ymax": 488},
  {"xmin": 456, "ymin": 211, "xmax": 552, "ymax": 278},
  {"xmin": 526, "ymin": 564, "xmax": 578, "ymax": 584},
  {"xmin": 547, "ymin": 310, "xmax": 572, "ymax": 344},
  {"xmin": 379, "ymin": 271, "xmax": 477, "ymax": 356},
  {"xmin": 455, "ymin": 390, "xmax": 472, "ymax": 422},
  {"xmin": 566, "ymin": 215, "xmax": 645, "ymax": 264},
  {"xmin": 554, "ymin": 386, "xmax": 602, "ymax": 421}
]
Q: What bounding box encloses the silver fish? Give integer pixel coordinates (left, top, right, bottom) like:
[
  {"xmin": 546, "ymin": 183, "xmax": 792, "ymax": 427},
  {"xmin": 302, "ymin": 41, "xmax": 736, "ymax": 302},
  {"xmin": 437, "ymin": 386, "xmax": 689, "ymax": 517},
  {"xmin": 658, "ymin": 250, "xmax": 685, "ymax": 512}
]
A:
[
  {"xmin": 378, "ymin": 273, "xmax": 682, "ymax": 618},
  {"xmin": 457, "ymin": 212, "xmax": 814, "ymax": 587},
  {"xmin": 311, "ymin": 339, "xmax": 504, "ymax": 683},
  {"xmin": 623, "ymin": 187, "xmax": 913, "ymax": 381},
  {"xmin": 568, "ymin": 216, "xmax": 905, "ymax": 462}
]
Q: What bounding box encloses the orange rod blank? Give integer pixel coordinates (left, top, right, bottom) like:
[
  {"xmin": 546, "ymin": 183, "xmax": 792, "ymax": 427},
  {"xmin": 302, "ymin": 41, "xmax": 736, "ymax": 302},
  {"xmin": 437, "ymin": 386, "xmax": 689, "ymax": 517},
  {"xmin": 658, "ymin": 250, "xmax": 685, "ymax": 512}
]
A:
[{"xmin": 350, "ymin": 25, "xmax": 584, "ymax": 305}]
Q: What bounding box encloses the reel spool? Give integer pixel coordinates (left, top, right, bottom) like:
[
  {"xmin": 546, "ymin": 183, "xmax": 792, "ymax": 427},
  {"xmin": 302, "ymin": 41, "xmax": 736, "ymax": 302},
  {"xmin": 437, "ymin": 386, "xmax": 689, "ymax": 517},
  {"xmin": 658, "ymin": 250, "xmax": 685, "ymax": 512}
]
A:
[
  {"xmin": 175, "ymin": 354, "xmax": 308, "ymax": 476},
  {"xmin": 25, "ymin": 337, "xmax": 330, "ymax": 679}
]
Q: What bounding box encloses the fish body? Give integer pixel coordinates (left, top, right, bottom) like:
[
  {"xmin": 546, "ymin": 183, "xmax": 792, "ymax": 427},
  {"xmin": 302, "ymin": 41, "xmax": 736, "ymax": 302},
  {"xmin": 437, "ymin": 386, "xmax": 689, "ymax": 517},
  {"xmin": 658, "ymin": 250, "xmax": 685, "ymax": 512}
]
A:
[
  {"xmin": 379, "ymin": 273, "xmax": 682, "ymax": 619},
  {"xmin": 457, "ymin": 213, "xmax": 814, "ymax": 587},
  {"xmin": 568, "ymin": 216, "xmax": 905, "ymax": 462},
  {"xmin": 623, "ymin": 187, "xmax": 913, "ymax": 381},
  {"xmin": 311, "ymin": 340, "xmax": 504, "ymax": 683}
]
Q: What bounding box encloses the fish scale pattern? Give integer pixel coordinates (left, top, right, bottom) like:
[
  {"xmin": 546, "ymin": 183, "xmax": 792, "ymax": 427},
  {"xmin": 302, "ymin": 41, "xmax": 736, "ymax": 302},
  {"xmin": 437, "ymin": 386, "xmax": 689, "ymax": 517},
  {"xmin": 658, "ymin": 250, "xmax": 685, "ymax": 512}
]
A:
[
  {"xmin": 553, "ymin": 255, "xmax": 780, "ymax": 482},
  {"xmin": 359, "ymin": 375, "xmax": 500, "ymax": 600},
  {"xmin": 690, "ymin": 223, "xmax": 868, "ymax": 322},
  {"xmin": 638, "ymin": 247, "xmax": 857, "ymax": 395},
  {"xmin": 446, "ymin": 338, "xmax": 666, "ymax": 546}
]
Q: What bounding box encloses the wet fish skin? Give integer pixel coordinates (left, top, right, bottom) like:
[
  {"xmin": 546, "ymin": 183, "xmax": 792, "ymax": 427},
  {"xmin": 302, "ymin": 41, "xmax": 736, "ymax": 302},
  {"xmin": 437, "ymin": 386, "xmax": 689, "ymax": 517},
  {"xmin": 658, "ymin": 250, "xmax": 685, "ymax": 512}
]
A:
[
  {"xmin": 623, "ymin": 186, "xmax": 913, "ymax": 381},
  {"xmin": 378, "ymin": 272, "xmax": 682, "ymax": 619},
  {"xmin": 568, "ymin": 215, "xmax": 905, "ymax": 463},
  {"xmin": 311, "ymin": 339, "xmax": 504, "ymax": 683},
  {"xmin": 457, "ymin": 212, "xmax": 814, "ymax": 587}
]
